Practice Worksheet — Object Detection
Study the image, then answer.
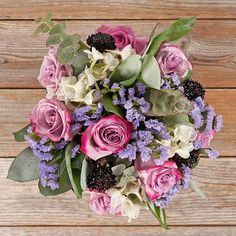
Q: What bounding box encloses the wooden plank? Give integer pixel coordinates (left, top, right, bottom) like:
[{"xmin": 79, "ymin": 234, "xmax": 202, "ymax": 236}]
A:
[
  {"xmin": 1, "ymin": 226, "xmax": 236, "ymax": 236},
  {"xmin": 0, "ymin": 20, "xmax": 236, "ymax": 88},
  {"xmin": 0, "ymin": 89, "xmax": 234, "ymax": 157},
  {"xmin": 1, "ymin": 158, "xmax": 236, "ymax": 226},
  {"xmin": 0, "ymin": 1, "xmax": 236, "ymax": 20}
]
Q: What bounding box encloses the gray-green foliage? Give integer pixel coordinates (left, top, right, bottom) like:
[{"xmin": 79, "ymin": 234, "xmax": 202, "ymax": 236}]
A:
[
  {"xmin": 7, "ymin": 147, "xmax": 39, "ymax": 182},
  {"xmin": 146, "ymin": 89, "xmax": 192, "ymax": 116},
  {"xmin": 35, "ymin": 12, "xmax": 89, "ymax": 75}
]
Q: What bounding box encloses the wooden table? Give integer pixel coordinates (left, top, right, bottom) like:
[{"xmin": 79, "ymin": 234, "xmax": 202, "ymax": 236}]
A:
[{"xmin": 0, "ymin": 1, "xmax": 236, "ymax": 235}]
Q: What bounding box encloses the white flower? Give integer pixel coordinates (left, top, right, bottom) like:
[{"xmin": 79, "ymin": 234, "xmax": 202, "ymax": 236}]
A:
[
  {"xmin": 103, "ymin": 52, "xmax": 119, "ymax": 72},
  {"xmin": 84, "ymin": 47, "xmax": 104, "ymax": 68},
  {"xmin": 173, "ymin": 124, "xmax": 197, "ymax": 143},
  {"xmin": 170, "ymin": 141, "xmax": 194, "ymax": 159},
  {"xmin": 108, "ymin": 44, "xmax": 135, "ymax": 61}
]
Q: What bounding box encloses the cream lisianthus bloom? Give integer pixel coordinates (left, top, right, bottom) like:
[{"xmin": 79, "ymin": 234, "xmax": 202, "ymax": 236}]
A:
[
  {"xmin": 84, "ymin": 47, "xmax": 104, "ymax": 68},
  {"xmin": 108, "ymin": 44, "xmax": 135, "ymax": 61},
  {"xmin": 173, "ymin": 124, "xmax": 197, "ymax": 143}
]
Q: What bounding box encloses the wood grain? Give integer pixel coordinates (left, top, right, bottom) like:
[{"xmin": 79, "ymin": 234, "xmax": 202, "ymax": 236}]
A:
[
  {"xmin": 1, "ymin": 157, "xmax": 236, "ymax": 226},
  {"xmin": 1, "ymin": 226, "xmax": 236, "ymax": 236},
  {"xmin": 0, "ymin": 1, "xmax": 236, "ymax": 20},
  {"xmin": 0, "ymin": 89, "xmax": 234, "ymax": 157},
  {"xmin": 0, "ymin": 20, "xmax": 236, "ymax": 88}
]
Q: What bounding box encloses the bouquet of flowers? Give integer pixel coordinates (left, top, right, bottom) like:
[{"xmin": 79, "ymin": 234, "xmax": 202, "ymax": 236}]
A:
[{"xmin": 8, "ymin": 13, "xmax": 223, "ymax": 229}]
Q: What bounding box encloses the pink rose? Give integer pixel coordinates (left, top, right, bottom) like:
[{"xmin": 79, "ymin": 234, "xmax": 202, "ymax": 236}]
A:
[
  {"xmin": 89, "ymin": 192, "xmax": 121, "ymax": 216},
  {"xmin": 81, "ymin": 114, "xmax": 132, "ymax": 160},
  {"xmin": 156, "ymin": 43, "xmax": 192, "ymax": 78},
  {"xmin": 30, "ymin": 98, "xmax": 72, "ymax": 142},
  {"xmin": 136, "ymin": 158, "xmax": 182, "ymax": 201},
  {"xmin": 38, "ymin": 47, "xmax": 72, "ymax": 93},
  {"xmin": 196, "ymin": 130, "xmax": 216, "ymax": 148},
  {"xmin": 97, "ymin": 25, "xmax": 148, "ymax": 54},
  {"xmin": 89, "ymin": 192, "xmax": 111, "ymax": 215}
]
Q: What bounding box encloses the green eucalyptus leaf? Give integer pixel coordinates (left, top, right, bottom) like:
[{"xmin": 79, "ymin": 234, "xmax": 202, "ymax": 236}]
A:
[
  {"xmin": 71, "ymin": 51, "xmax": 89, "ymax": 76},
  {"xmin": 35, "ymin": 23, "xmax": 50, "ymax": 34},
  {"xmin": 39, "ymin": 162, "xmax": 72, "ymax": 196},
  {"xmin": 49, "ymin": 23, "xmax": 66, "ymax": 35},
  {"xmin": 146, "ymin": 17, "xmax": 196, "ymax": 56},
  {"xmin": 65, "ymin": 143, "xmax": 82, "ymax": 199},
  {"xmin": 46, "ymin": 34, "xmax": 62, "ymax": 47},
  {"xmin": 35, "ymin": 17, "xmax": 43, "ymax": 23},
  {"xmin": 57, "ymin": 46, "xmax": 75, "ymax": 64},
  {"xmin": 147, "ymin": 202, "xmax": 168, "ymax": 229},
  {"xmin": 110, "ymin": 54, "xmax": 142, "ymax": 84},
  {"xmin": 102, "ymin": 94, "xmax": 123, "ymax": 117},
  {"xmin": 13, "ymin": 124, "xmax": 30, "ymax": 142},
  {"xmin": 7, "ymin": 147, "xmax": 39, "ymax": 182},
  {"xmin": 59, "ymin": 36, "xmax": 74, "ymax": 48},
  {"xmin": 139, "ymin": 54, "xmax": 161, "ymax": 90}
]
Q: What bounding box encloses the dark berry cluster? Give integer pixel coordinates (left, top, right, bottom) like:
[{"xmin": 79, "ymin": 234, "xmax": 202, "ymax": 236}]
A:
[
  {"xmin": 183, "ymin": 80, "xmax": 205, "ymax": 101},
  {"xmin": 173, "ymin": 150, "xmax": 200, "ymax": 169},
  {"xmin": 86, "ymin": 160, "xmax": 116, "ymax": 192},
  {"xmin": 86, "ymin": 32, "xmax": 116, "ymax": 53}
]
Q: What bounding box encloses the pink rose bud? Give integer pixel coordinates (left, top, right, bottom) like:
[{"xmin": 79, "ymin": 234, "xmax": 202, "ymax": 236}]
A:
[
  {"xmin": 80, "ymin": 114, "xmax": 132, "ymax": 160},
  {"xmin": 30, "ymin": 98, "xmax": 72, "ymax": 142},
  {"xmin": 89, "ymin": 192, "xmax": 111, "ymax": 216},
  {"xmin": 156, "ymin": 43, "xmax": 192, "ymax": 78},
  {"xmin": 96, "ymin": 25, "xmax": 148, "ymax": 54},
  {"xmin": 135, "ymin": 158, "xmax": 182, "ymax": 201},
  {"xmin": 196, "ymin": 130, "xmax": 217, "ymax": 148},
  {"xmin": 38, "ymin": 47, "xmax": 72, "ymax": 94}
]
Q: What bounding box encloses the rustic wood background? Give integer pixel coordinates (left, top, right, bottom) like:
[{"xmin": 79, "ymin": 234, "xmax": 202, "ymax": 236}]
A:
[{"xmin": 0, "ymin": 1, "xmax": 236, "ymax": 235}]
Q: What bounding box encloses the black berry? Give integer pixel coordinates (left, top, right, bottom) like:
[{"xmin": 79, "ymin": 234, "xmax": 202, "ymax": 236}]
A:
[
  {"xmin": 183, "ymin": 80, "xmax": 206, "ymax": 101},
  {"xmin": 173, "ymin": 151, "xmax": 200, "ymax": 169}
]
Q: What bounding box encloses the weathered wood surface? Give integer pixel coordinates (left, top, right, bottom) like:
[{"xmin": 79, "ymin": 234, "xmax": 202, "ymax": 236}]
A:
[
  {"xmin": 0, "ymin": 0, "xmax": 236, "ymax": 20},
  {"xmin": 0, "ymin": 89, "xmax": 234, "ymax": 157},
  {"xmin": 0, "ymin": 20, "xmax": 236, "ymax": 89},
  {"xmin": 1, "ymin": 226, "xmax": 236, "ymax": 236},
  {"xmin": 1, "ymin": 158, "xmax": 236, "ymax": 226}
]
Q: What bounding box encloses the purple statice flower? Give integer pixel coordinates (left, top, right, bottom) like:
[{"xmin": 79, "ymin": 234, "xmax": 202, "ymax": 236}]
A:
[
  {"xmin": 103, "ymin": 78, "xmax": 110, "ymax": 85},
  {"xmin": 112, "ymin": 98, "xmax": 120, "ymax": 105},
  {"xmin": 33, "ymin": 149, "xmax": 53, "ymax": 161},
  {"xmin": 178, "ymin": 85, "xmax": 184, "ymax": 93},
  {"xmin": 161, "ymin": 79, "xmax": 171, "ymax": 90},
  {"xmin": 54, "ymin": 139, "xmax": 67, "ymax": 150},
  {"xmin": 72, "ymin": 144, "xmax": 80, "ymax": 158},
  {"xmin": 39, "ymin": 161, "xmax": 59, "ymax": 190},
  {"xmin": 111, "ymin": 83, "xmax": 120, "ymax": 90},
  {"xmin": 138, "ymin": 130, "xmax": 154, "ymax": 145},
  {"xmin": 73, "ymin": 106, "xmax": 91, "ymax": 122},
  {"xmin": 145, "ymin": 119, "xmax": 171, "ymax": 140},
  {"xmin": 195, "ymin": 97, "xmax": 206, "ymax": 111},
  {"xmin": 128, "ymin": 87, "xmax": 135, "ymax": 98},
  {"xmin": 136, "ymin": 82, "xmax": 146, "ymax": 96},
  {"xmin": 137, "ymin": 144, "xmax": 152, "ymax": 162},
  {"xmin": 190, "ymin": 104, "xmax": 204, "ymax": 129},
  {"xmin": 154, "ymin": 146, "xmax": 169, "ymax": 165},
  {"xmin": 181, "ymin": 165, "xmax": 191, "ymax": 189},
  {"xmin": 204, "ymin": 105, "xmax": 215, "ymax": 132},
  {"xmin": 215, "ymin": 115, "xmax": 223, "ymax": 132},
  {"xmin": 118, "ymin": 144, "xmax": 137, "ymax": 161},
  {"xmin": 206, "ymin": 149, "xmax": 219, "ymax": 159},
  {"xmin": 134, "ymin": 97, "xmax": 150, "ymax": 113},
  {"xmin": 155, "ymin": 183, "xmax": 181, "ymax": 208},
  {"xmin": 126, "ymin": 107, "xmax": 145, "ymax": 129},
  {"xmin": 171, "ymin": 74, "xmax": 180, "ymax": 86}
]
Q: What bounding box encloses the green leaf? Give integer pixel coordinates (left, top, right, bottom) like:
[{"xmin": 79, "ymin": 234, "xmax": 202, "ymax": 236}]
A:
[
  {"xmin": 190, "ymin": 179, "xmax": 208, "ymax": 200},
  {"xmin": 146, "ymin": 17, "xmax": 196, "ymax": 56},
  {"xmin": 80, "ymin": 158, "xmax": 88, "ymax": 191},
  {"xmin": 102, "ymin": 94, "xmax": 123, "ymax": 117},
  {"xmin": 139, "ymin": 54, "xmax": 161, "ymax": 90},
  {"xmin": 57, "ymin": 46, "xmax": 75, "ymax": 64},
  {"xmin": 39, "ymin": 161, "xmax": 72, "ymax": 196},
  {"xmin": 46, "ymin": 34, "xmax": 62, "ymax": 47},
  {"xmin": 182, "ymin": 69, "xmax": 192, "ymax": 82},
  {"xmin": 71, "ymin": 153, "xmax": 85, "ymax": 169},
  {"xmin": 59, "ymin": 36, "xmax": 74, "ymax": 48},
  {"xmin": 7, "ymin": 147, "xmax": 39, "ymax": 182},
  {"xmin": 71, "ymin": 51, "xmax": 89, "ymax": 76},
  {"xmin": 13, "ymin": 124, "xmax": 30, "ymax": 142},
  {"xmin": 35, "ymin": 17, "xmax": 43, "ymax": 23},
  {"xmin": 65, "ymin": 143, "xmax": 83, "ymax": 199},
  {"xmin": 110, "ymin": 54, "xmax": 142, "ymax": 84},
  {"xmin": 119, "ymin": 73, "xmax": 139, "ymax": 87},
  {"xmin": 147, "ymin": 202, "xmax": 168, "ymax": 229},
  {"xmin": 35, "ymin": 23, "xmax": 50, "ymax": 34},
  {"xmin": 49, "ymin": 23, "xmax": 66, "ymax": 35}
]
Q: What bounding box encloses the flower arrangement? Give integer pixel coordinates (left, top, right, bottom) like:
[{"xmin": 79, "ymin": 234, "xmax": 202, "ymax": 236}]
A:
[{"xmin": 7, "ymin": 13, "xmax": 223, "ymax": 229}]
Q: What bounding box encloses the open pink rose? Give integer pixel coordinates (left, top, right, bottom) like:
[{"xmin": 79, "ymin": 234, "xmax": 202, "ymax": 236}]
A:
[
  {"xmin": 80, "ymin": 114, "xmax": 132, "ymax": 160},
  {"xmin": 97, "ymin": 25, "xmax": 148, "ymax": 54},
  {"xmin": 38, "ymin": 47, "xmax": 72, "ymax": 94},
  {"xmin": 196, "ymin": 130, "xmax": 216, "ymax": 148},
  {"xmin": 30, "ymin": 98, "xmax": 72, "ymax": 142},
  {"xmin": 136, "ymin": 158, "xmax": 182, "ymax": 201},
  {"xmin": 156, "ymin": 43, "xmax": 192, "ymax": 78}
]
